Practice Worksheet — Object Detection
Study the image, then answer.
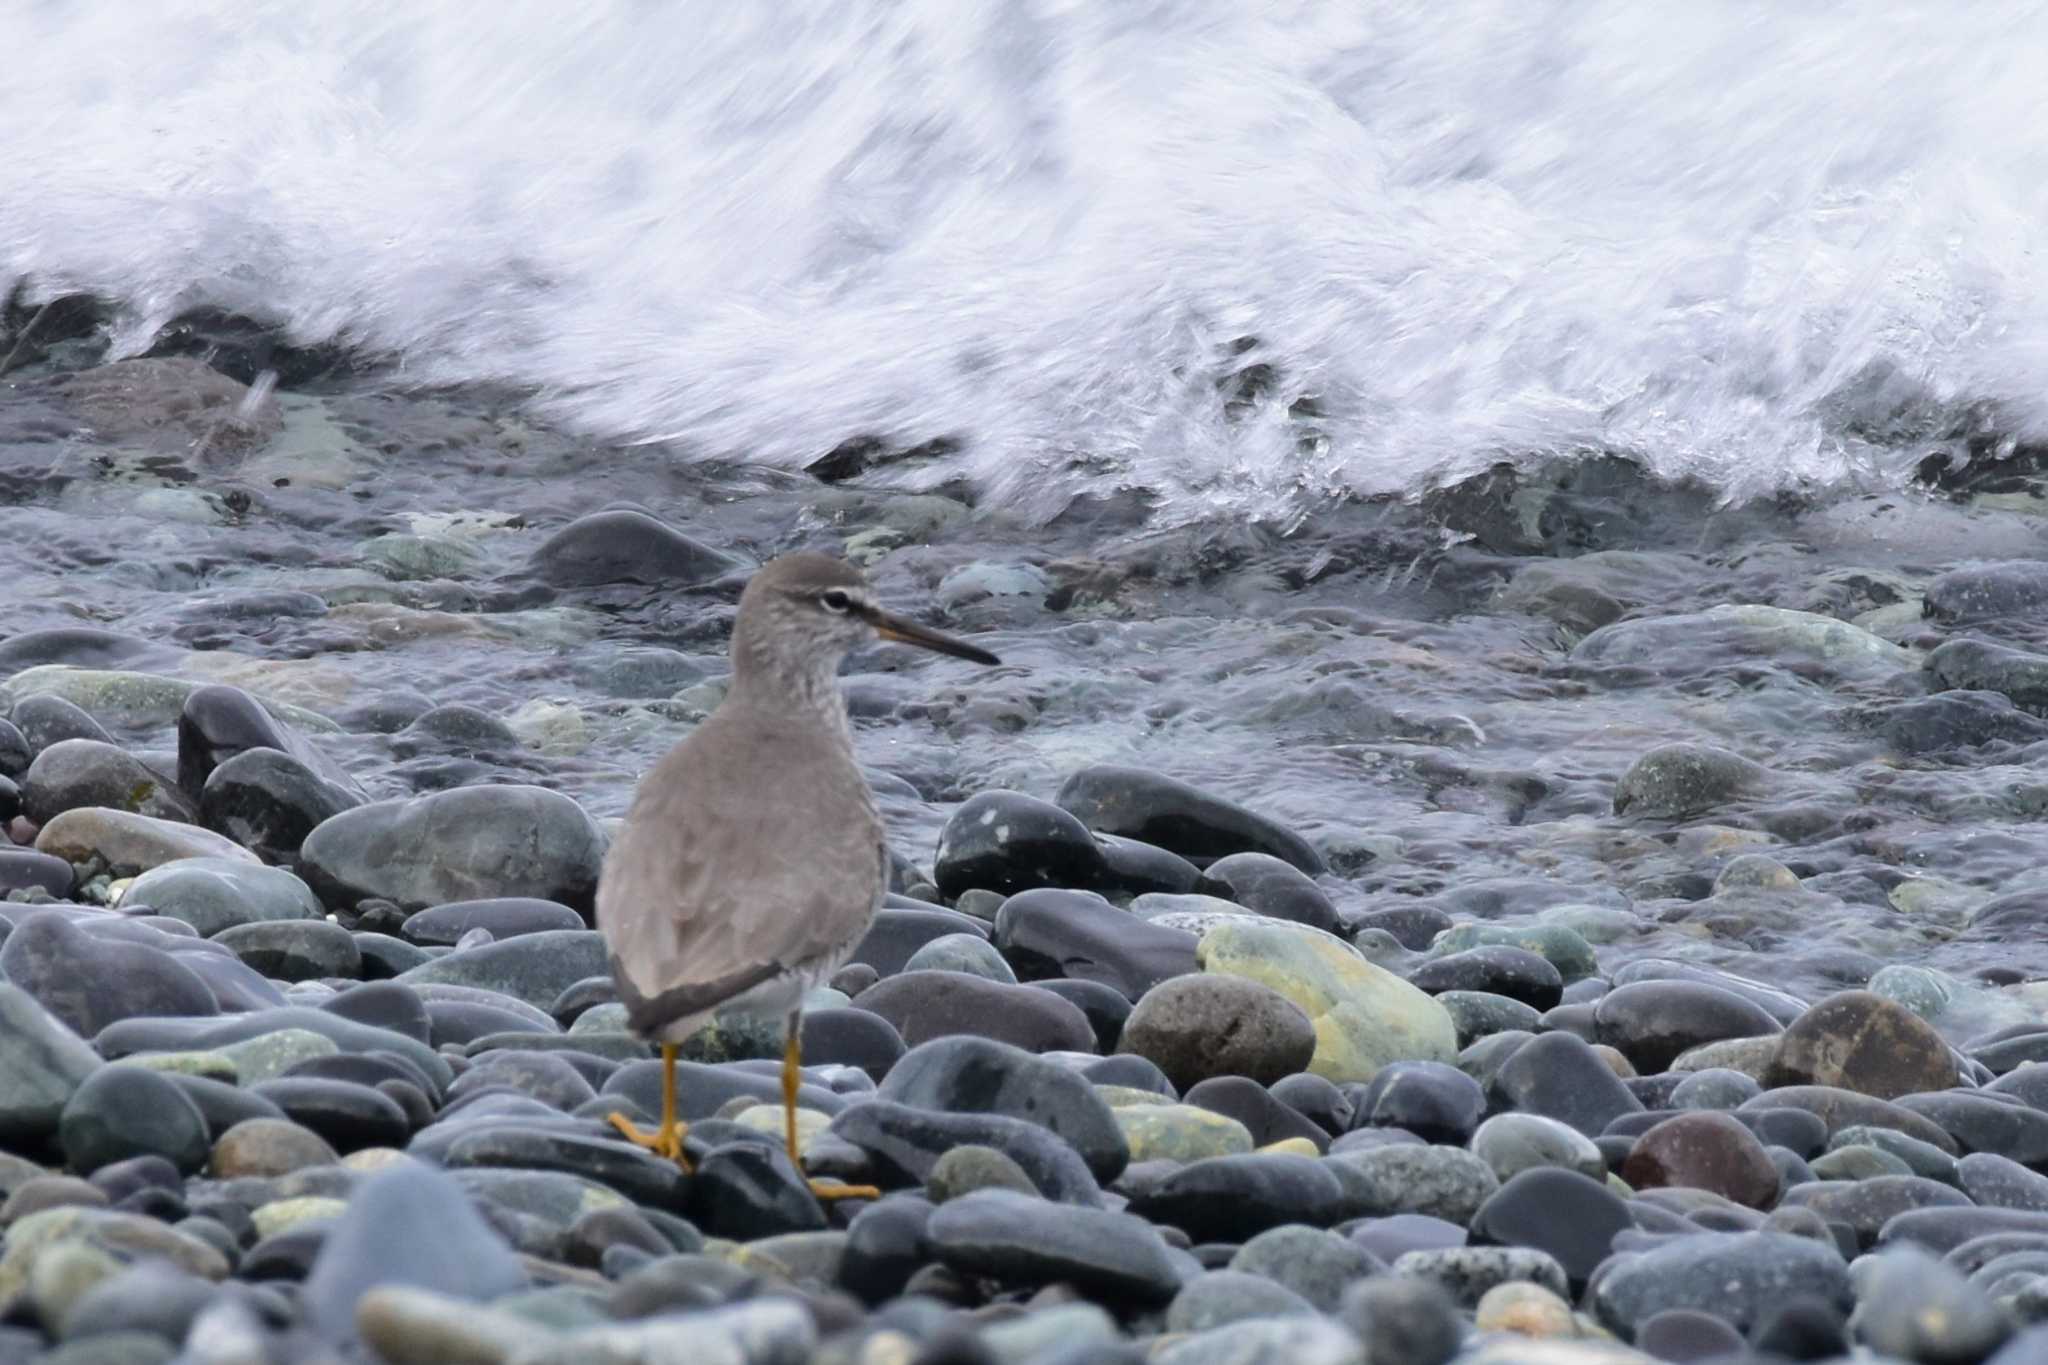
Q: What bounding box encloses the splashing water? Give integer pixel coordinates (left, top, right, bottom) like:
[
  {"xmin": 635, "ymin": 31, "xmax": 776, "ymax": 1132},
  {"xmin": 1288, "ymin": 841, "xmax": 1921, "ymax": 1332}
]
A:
[{"xmin": 3, "ymin": 1, "xmax": 2046, "ymax": 522}]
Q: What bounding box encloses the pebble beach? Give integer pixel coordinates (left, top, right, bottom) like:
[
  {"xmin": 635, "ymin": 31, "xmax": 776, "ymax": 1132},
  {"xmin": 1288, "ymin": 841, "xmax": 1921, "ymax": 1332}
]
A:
[{"xmin": 2, "ymin": 319, "xmax": 2048, "ymax": 1365}]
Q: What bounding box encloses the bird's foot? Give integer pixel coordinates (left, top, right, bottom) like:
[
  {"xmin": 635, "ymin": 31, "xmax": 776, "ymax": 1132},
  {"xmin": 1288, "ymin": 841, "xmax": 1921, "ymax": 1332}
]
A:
[
  {"xmin": 806, "ymin": 1178, "xmax": 880, "ymax": 1202},
  {"xmin": 607, "ymin": 1111, "xmax": 692, "ymax": 1170}
]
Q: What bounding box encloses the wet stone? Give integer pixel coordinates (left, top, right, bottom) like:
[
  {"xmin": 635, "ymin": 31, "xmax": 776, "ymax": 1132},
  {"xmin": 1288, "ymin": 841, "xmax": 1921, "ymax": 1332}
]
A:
[
  {"xmin": 1489, "ymin": 1031, "xmax": 1644, "ymax": 1137},
  {"xmin": 932, "ymin": 789, "xmax": 1111, "ymax": 898},
  {"xmin": 249, "ymin": 1078, "xmax": 412, "ymax": 1151},
  {"xmin": 122, "ymin": 858, "xmax": 324, "ymax": 938},
  {"xmin": 215, "ymin": 920, "xmax": 361, "ymax": 981},
  {"xmin": 397, "ymin": 929, "xmax": 609, "ymax": 1012},
  {"xmin": 1407, "ymin": 946, "xmax": 1563, "ymax": 1011},
  {"xmin": 1593, "ymin": 980, "xmax": 1783, "ymax": 1074},
  {"xmin": 1351, "ymin": 1061, "xmax": 1485, "ymax": 1146},
  {"xmin": 1, "ymin": 911, "xmax": 219, "ymax": 1037},
  {"xmin": 1590, "ymin": 1230, "xmax": 1850, "ymax": 1338},
  {"xmin": 1468, "ymin": 1167, "xmax": 1630, "ymax": 1288},
  {"xmin": 1766, "ymin": 990, "xmax": 1963, "ymax": 1099},
  {"xmin": 828, "ymin": 1100, "xmax": 1102, "ymax": 1206},
  {"xmin": 1184, "ymin": 1076, "xmax": 1329, "ymax": 1151},
  {"xmin": 877, "ymin": 1035, "xmax": 1128, "ymax": 1181},
  {"xmin": 34, "ymin": 808, "xmax": 257, "ymax": 876},
  {"xmin": 686, "ymin": 1141, "xmax": 827, "ymax": 1239},
  {"xmin": 902, "ymin": 931, "xmax": 1016, "ymax": 982},
  {"xmin": 1391, "ymin": 1245, "xmax": 1568, "ymax": 1308},
  {"xmin": 1118, "ymin": 973, "xmax": 1315, "ymax": 1091},
  {"xmin": 846, "ymin": 906, "xmax": 989, "ymax": 976},
  {"xmin": 11, "ymin": 695, "xmax": 115, "ymax": 753},
  {"xmin": 530, "ymin": 508, "xmax": 740, "ymax": 588},
  {"xmin": 399, "ymin": 897, "xmax": 585, "ymax": 945},
  {"xmin": 0, "ymin": 984, "xmax": 102, "ymax": 1145},
  {"xmin": 1056, "ymin": 765, "xmax": 1326, "ymax": 874},
  {"xmin": 0, "ymin": 847, "xmax": 74, "ymax": 898},
  {"xmin": 21, "ymin": 739, "xmax": 195, "ymax": 826},
  {"xmin": 925, "ymin": 1188, "xmax": 1181, "ymax": 1305},
  {"xmin": 1469, "ymin": 1112, "xmax": 1609, "ymax": 1184},
  {"xmin": 854, "ymin": 970, "xmax": 1096, "ymax": 1053},
  {"xmin": 1198, "ymin": 918, "xmax": 1456, "ymax": 1084},
  {"xmin": 299, "ymin": 785, "xmax": 608, "ymax": 915},
  {"xmin": 1167, "ymin": 1269, "xmax": 1317, "ymax": 1332},
  {"xmin": 1329, "ymin": 1143, "xmax": 1499, "ymax": 1224},
  {"xmin": 1196, "ymin": 853, "xmax": 1341, "ymax": 933},
  {"xmin": 59, "ymin": 1065, "xmax": 211, "ymax": 1176},
  {"xmin": 994, "ymin": 888, "xmax": 1201, "ymax": 1000},
  {"xmin": 1612, "ymin": 742, "xmax": 1767, "ymax": 819},
  {"xmin": 1033, "ymin": 978, "xmax": 1133, "ymax": 1053},
  {"xmin": 1127, "ymin": 1153, "xmax": 1345, "ymax": 1242},
  {"xmin": 199, "ymin": 748, "xmax": 362, "ymax": 862}
]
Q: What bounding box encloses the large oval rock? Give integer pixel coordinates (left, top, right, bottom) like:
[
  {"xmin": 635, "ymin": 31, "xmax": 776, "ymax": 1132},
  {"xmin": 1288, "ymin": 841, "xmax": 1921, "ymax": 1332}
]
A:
[
  {"xmin": 925, "ymin": 1188, "xmax": 1180, "ymax": 1304},
  {"xmin": 530, "ymin": 509, "xmax": 740, "ymax": 588},
  {"xmin": 1612, "ymin": 744, "xmax": 1767, "ymax": 820},
  {"xmin": 0, "ymin": 984, "xmax": 102, "ymax": 1144},
  {"xmin": 1590, "ymin": 1231, "xmax": 1851, "ymax": 1339},
  {"xmin": 59, "ymin": 1064, "xmax": 211, "ymax": 1175},
  {"xmin": 1197, "ymin": 853, "xmax": 1340, "ymax": 933},
  {"xmin": 933, "ymin": 790, "xmax": 1110, "ymax": 898},
  {"xmin": 1927, "ymin": 637, "xmax": 2048, "ymax": 713},
  {"xmin": 1593, "ymin": 981, "xmax": 1783, "ymax": 1074},
  {"xmin": 1197, "ymin": 920, "xmax": 1455, "ymax": 1084},
  {"xmin": 395, "ymin": 930, "xmax": 610, "ymax": 1011},
  {"xmin": 878, "ymin": 1035, "xmax": 1128, "ymax": 1181},
  {"xmin": 994, "ymin": 889, "xmax": 1199, "ymax": 1000},
  {"xmin": 21, "ymin": 739, "xmax": 196, "ymax": 825},
  {"xmin": 1, "ymin": 911, "xmax": 219, "ymax": 1036},
  {"xmin": 176, "ymin": 683, "xmax": 360, "ymax": 799},
  {"xmin": 34, "ymin": 808, "xmax": 257, "ymax": 877},
  {"xmin": 854, "ymin": 971, "xmax": 1096, "ymax": 1054},
  {"xmin": 122, "ymin": 858, "xmax": 325, "ymax": 938},
  {"xmin": 1620, "ymin": 1112, "xmax": 1781, "ymax": 1210},
  {"xmin": 300, "ymin": 786, "xmax": 608, "ymax": 914},
  {"xmin": 200, "ymin": 748, "xmax": 363, "ymax": 862},
  {"xmin": 1055, "ymin": 766, "xmax": 1326, "ymax": 874},
  {"xmin": 1765, "ymin": 991, "xmax": 1962, "ymax": 1100},
  {"xmin": 1119, "ymin": 974, "xmax": 1315, "ymax": 1091}
]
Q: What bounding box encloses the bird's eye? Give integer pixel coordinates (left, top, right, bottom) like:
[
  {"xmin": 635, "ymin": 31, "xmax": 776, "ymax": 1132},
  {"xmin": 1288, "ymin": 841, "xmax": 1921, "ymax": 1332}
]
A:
[{"xmin": 819, "ymin": 589, "xmax": 853, "ymax": 614}]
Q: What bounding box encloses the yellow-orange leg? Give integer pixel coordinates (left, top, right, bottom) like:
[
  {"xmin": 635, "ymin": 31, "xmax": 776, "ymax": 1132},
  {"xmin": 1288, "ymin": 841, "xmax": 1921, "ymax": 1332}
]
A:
[
  {"xmin": 609, "ymin": 1041, "xmax": 692, "ymax": 1170},
  {"xmin": 785, "ymin": 1013, "xmax": 878, "ymax": 1201}
]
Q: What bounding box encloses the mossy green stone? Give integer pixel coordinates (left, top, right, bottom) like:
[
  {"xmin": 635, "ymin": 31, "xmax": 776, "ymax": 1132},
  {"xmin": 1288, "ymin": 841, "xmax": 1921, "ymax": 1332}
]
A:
[
  {"xmin": 120, "ymin": 1052, "xmax": 239, "ymax": 1083},
  {"xmin": 218, "ymin": 1029, "xmax": 338, "ymax": 1083},
  {"xmin": 1115, "ymin": 1103, "xmax": 1254, "ymax": 1163},
  {"xmin": 1197, "ymin": 920, "xmax": 1456, "ymax": 1084},
  {"xmin": 251, "ymin": 1196, "xmax": 348, "ymax": 1238},
  {"xmin": 1425, "ymin": 922, "xmax": 1599, "ymax": 982}
]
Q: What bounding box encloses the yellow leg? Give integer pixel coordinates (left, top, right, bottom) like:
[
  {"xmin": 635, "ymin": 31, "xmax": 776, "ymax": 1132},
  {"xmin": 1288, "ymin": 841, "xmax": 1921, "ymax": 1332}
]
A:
[
  {"xmin": 786, "ymin": 1014, "xmax": 877, "ymax": 1201},
  {"xmin": 609, "ymin": 1041, "xmax": 691, "ymax": 1170}
]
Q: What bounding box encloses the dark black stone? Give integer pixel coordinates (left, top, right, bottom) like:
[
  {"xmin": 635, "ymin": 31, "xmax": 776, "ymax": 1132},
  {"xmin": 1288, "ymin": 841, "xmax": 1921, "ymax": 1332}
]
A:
[
  {"xmin": 1928, "ymin": 637, "xmax": 2048, "ymax": 714},
  {"xmin": 1270, "ymin": 1073, "xmax": 1353, "ymax": 1136},
  {"xmin": 828, "ymin": 1099, "xmax": 1102, "ymax": 1206},
  {"xmin": 1924, "ymin": 562, "xmax": 2048, "ymax": 623},
  {"xmin": 548, "ymin": 975, "xmax": 618, "ymax": 1027},
  {"xmin": 166, "ymin": 1074, "xmax": 287, "ymax": 1134},
  {"xmin": 1469, "ymin": 1167, "xmax": 1630, "ymax": 1288},
  {"xmin": 391, "ymin": 705, "xmax": 521, "ymax": 760},
  {"xmin": 993, "ymin": 888, "xmax": 1200, "ymax": 1000},
  {"xmin": 1347, "ymin": 905, "xmax": 1456, "ymax": 951},
  {"xmin": 177, "ymin": 683, "xmax": 360, "ymax": 801},
  {"xmin": 853, "ymin": 970, "xmax": 1095, "ymax": 1053},
  {"xmin": 531, "ymin": 509, "xmax": 741, "ymax": 588},
  {"xmin": 443, "ymin": 1126, "xmax": 686, "ymax": 1209},
  {"xmin": 249, "ymin": 1078, "xmax": 413, "ymax": 1151},
  {"xmin": 200, "ymin": 747, "xmax": 362, "ymax": 863},
  {"xmin": 59, "ymin": 1065, "xmax": 211, "ymax": 1175},
  {"xmin": 321, "ymin": 980, "xmax": 433, "ymax": 1044},
  {"xmin": 1196, "ymin": 853, "xmax": 1340, "ymax": 933},
  {"xmin": 1094, "ymin": 834, "xmax": 1204, "ymax": 896},
  {"xmin": 1592, "ymin": 981, "xmax": 1783, "ymax": 1074},
  {"xmin": 687, "ymin": 1141, "xmax": 828, "ymax": 1238},
  {"xmin": 1896, "ymin": 1091, "xmax": 2048, "ymax": 1166},
  {"xmin": 924, "ymin": 1187, "xmax": 1182, "ymax": 1304},
  {"xmin": 1749, "ymin": 1296, "xmax": 1849, "ymax": 1362},
  {"xmin": 1872, "ymin": 690, "xmax": 2048, "ymax": 753},
  {"xmin": 1489, "ymin": 1030, "xmax": 1644, "ymax": 1137},
  {"xmin": 877, "ymin": 1035, "xmax": 1128, "ymax": 1181},
  {"xmin": 1738, "ymin": 1106, "xmax": 1830, "ymax": 1160},
  {"xmin": 1352, "ymin": 1062, "xmax": 1486, "ymax": 1146},
  {"xmin": 840, "ymin": 1195, "xmax": 935, "ymax": 1305},
  {"xmin": 1127, "ymin": 1153, "xmax": 1346, "ymax": 1241},
  {"xmin": 1637, "ymin": 1307, "xmax": 1747, "ymax": 1363},
  {"xmin": 933, "ymin": 790, "xmax": 1112, "ymax": 898},
  {"xmin": 429, "ymin": 1000, "xmax": 559, "ymax": 1049},
  {"xmin": 1407, "ymin": 946, "xmax": 1563, "ymax": 1011},
  {"xmin": 1029, "ymin": 979, "xmax": 1131, "ymax": 1054},
  {"xmin": 1055, "ymin": 765, "xmax": 1326, "ymax": 874}
]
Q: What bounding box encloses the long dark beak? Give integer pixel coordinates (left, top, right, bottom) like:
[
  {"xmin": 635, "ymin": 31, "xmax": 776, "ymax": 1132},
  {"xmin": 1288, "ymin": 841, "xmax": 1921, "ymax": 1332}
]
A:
[{"xmin": 867, "ymin": 608, "xmax": 1000, "ymax": 665}]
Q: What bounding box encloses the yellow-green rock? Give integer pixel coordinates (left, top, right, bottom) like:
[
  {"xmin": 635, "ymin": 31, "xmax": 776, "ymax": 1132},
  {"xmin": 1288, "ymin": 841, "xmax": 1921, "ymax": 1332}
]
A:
[
  {"xmin": 1114, "ymin": 1103, "xmax": 1254, "ymax": 1164},
  {"xmin": 120, "ymin": 1051, "xmax": 239, "ymax": 1082},
  {"xmin": 252, "ymin": 1196, "xmax": 348, "ymax": 1238},
  {"xmin": 1198, "ymin": 920, "xmax": 1456, "ymax": 1083}
]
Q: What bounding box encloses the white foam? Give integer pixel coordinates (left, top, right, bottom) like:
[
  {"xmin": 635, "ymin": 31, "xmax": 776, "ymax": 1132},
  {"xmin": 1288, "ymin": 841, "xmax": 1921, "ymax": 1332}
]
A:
[{"xmin": 3, "ymin": 1, "xmax": 2044, "ymax": 521}]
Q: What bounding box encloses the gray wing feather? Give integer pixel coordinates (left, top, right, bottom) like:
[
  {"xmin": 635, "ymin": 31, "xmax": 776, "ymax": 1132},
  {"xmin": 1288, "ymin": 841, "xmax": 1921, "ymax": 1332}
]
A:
[{"xmin": 596, "ymin": 706, "xmax": 884, "ymax": 1035}]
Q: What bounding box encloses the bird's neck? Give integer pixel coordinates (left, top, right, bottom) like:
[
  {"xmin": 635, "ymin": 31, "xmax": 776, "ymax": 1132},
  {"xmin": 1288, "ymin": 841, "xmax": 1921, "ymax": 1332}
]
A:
[{"xmin": 730, "ymin": 634, "xmax": 849, "ymax": 725}]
